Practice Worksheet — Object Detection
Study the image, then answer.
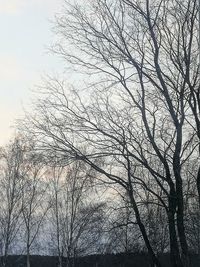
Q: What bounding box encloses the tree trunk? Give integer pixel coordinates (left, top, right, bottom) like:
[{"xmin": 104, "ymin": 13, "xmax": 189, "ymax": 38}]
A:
[
  {"xmin": 168, "ymin": 206, "xmax": 183, "ymax": 267},
  {"xmin": 26, "ymin": 245, "xmax": 31, "ymax": 267},
  {"xmin": 58, "ymin": 255, "xmax": 62, "ymax": 267},
  {"xmin": 128, "ymin": 191, "xmax": 162, "ymax": 267},
  {"xmin": 66, "ymin": 249, "xmax": 71, "ymax": 267},
  {"xmin": 176, "ymin": 200, "xmax": 190, "ymax": 267},
  {"xmin": 3, "ymin": 236, "xmax": 9, "ymax": 267},
  {"xmin": 175, "ymin": 175, "xmax": 190, "ymax": 267},
  {"xmin": 172, "ymin": 124, "xmax": 190, "ymax": 267},
  {"xmin": 197, "ymin": 167, "xmax": 200, "ymax": 210}
]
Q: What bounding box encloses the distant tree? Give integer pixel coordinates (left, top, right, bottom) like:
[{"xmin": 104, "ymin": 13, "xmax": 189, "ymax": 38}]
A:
[
  {"xmin": 0, "ymin": 139, "xmax": 26, "ymax": 267},
  {"xmin": 104, "ymin": 189, "xmax": 168, "ymax": 255},
  {"xmin": 105, "ymin": 202, "xmax": 143, "ymax": 254},
  {"xmin": 21, "ymin": 152, "xmax": 50, "ymax": 267},
  {"xmin": 48, "ymin": 162, "xmax": 105, "ymax": 267}
]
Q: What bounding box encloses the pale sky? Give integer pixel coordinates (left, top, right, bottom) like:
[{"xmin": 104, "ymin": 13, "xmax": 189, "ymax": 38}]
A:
[{"xmin": 0, "ymin": 0, "xmax": 63, "ymax": 145}]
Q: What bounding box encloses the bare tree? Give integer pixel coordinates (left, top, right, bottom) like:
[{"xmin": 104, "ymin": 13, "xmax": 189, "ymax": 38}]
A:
[
  {"xmin": 0, "ymin": 139, "xmax": 26, "ymax": 267},
  {"xmin": 104, "ymin": 198, "xmax": 144, "ymax": 254},
  {"xmin": 48, "ymin": 161, "xmax": 105, "ymax": 267},
  {"xmin": 20, "ymin": 1, "xmax": 200, "ymax": 267},
  {"xmin": 21, "ymin": 153, "xmax": 50, "ymax": 267}
]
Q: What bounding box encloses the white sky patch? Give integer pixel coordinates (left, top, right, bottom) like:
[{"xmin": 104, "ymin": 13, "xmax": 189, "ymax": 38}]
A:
[
  {"xmin": 0, "ymin": 0, "xmax": 64, "ymax": 145},
  {"xmin": 0, "ymin": 55, "xmax": 26, "ymax": 81},
  {"xmin": 0, "ymin": 108, "xmax": 15, "ymax": 146},
  {"xmin": 0, "ymin": 0, "xmax": 63, "ymax": 15},
  {"xmin": 0, "ymin": 0, "xmax": 26, "ymax": 14}
]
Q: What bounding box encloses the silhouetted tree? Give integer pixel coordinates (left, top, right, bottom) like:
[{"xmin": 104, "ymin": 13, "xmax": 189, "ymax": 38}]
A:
[{"xmin": 20, "ymin": 1, "xmax": 200, "ymax": 267}]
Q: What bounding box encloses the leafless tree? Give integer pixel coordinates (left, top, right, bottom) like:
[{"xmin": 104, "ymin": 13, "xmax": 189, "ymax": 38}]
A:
[
  {"xmin": 104, "ymin": 199, "xmax": 143, "ymax": 254},
  {"xmin": 48, "ymin": 161, "xmax": 105, "ymax": 267},
  {"xmin": 21, "ymin": 153, "xmax": 50, "ymax": 267},
  {"xmin": 0, "ymin": 139, "xmax": 26, "ymax": 267},
  {"xmin": 20, "ymin": 1, "xmax": 200, "ymax": 267}
]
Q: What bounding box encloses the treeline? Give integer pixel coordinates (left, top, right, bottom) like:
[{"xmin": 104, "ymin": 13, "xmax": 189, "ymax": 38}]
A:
[
  {"xmin": 1, "ymin": 253, "xmax": 199, "ymax": 267},
  {"xmin": 0, "ymin": 138, "xmax": 154, "ymax": 267},
  {"xmin": 0, "ymin": 138, "xmax": 199, "ymax": 267},
  {"xmin": 0, "ymin": 253, "xmax": 175, "ymax": 267},
  {"xmin": 0, "ymin": 140, "xmax": 105, "ymax": 267}
]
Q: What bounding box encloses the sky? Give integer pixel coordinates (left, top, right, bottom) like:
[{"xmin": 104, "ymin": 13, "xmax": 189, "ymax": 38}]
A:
[{"xmin": 0, "ymin": 0, "xmax": 63, "ymax": 145}]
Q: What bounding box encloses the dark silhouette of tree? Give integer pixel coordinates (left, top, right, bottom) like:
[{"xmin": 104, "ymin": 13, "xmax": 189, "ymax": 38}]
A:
[{"xmin": 19, "ymin": 1, "xmax": 200, "ymax": 267}]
